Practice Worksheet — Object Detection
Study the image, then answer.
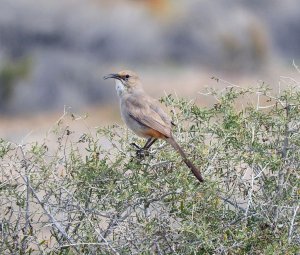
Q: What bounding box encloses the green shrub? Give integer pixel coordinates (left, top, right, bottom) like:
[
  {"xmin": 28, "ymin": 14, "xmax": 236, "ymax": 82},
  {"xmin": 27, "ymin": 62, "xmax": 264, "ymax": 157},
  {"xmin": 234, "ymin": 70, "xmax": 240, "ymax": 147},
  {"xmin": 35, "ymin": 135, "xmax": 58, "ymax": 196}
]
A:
[
  {"xmin": 0, "ymin": 79, "xmax": 299, "ymax": 254},
  {"xmin": 0, "ymin": 58, "xmax": 31, "ymax": 107}
]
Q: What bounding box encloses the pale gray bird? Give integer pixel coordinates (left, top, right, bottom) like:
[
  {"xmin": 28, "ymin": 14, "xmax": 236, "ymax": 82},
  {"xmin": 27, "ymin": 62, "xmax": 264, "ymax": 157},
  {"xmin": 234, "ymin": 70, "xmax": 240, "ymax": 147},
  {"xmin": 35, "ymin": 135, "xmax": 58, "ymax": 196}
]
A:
[{"xmin": 104, "ymin": 70, "xmax": 204, "ymax": 182}]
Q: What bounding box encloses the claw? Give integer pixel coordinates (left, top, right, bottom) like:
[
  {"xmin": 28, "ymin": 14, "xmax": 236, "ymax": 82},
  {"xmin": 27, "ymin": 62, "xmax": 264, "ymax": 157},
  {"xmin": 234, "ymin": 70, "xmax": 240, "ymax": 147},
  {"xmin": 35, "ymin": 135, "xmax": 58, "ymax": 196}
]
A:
[
  {"xmin": 130, "ymin": 143, "xmax": 151, "ymax": 159},
  {"xmin": 136, "ymin": 149, "xmax": 150, "ymax": 159}
]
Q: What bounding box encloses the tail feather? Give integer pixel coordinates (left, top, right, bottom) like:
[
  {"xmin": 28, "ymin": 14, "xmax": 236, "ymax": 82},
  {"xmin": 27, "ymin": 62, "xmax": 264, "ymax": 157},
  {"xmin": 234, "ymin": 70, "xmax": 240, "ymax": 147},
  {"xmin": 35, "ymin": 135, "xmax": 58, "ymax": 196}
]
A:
[{"xmin": 166, "ymin": 137, "xmax": 204, "ymax": 183}]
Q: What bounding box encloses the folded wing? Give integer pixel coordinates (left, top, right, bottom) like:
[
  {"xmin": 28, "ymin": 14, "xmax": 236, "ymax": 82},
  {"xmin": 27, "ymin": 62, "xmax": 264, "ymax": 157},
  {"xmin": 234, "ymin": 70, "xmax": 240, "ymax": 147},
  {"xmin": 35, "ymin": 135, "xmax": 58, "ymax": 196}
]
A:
[{"xmin": 124, "ymin": 94, "xmax": 172, "ymax": 138}]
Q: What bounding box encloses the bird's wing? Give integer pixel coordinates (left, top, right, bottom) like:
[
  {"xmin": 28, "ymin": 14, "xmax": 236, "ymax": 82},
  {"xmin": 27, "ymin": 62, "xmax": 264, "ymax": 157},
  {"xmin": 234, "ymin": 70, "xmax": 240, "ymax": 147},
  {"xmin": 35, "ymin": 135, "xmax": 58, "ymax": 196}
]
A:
[
  {"xmin": 124, "ymin": 94, "xmax": 172, "ymax": 138},
  {"xmin": 147, "ymin": 97, "xmax": 175, "ymax": 126}
]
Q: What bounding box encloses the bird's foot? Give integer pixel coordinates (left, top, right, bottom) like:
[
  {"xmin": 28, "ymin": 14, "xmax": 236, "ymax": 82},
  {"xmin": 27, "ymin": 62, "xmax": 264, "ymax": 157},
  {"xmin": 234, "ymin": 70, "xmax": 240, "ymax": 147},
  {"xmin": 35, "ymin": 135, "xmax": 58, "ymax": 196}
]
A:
[
  {"xmin": 136, "ymin": 149, "xmax": 150, "ymax": 159},
  {"xmin": 130, "ymin": 143, "xmax": 150, "ymax": 159}
]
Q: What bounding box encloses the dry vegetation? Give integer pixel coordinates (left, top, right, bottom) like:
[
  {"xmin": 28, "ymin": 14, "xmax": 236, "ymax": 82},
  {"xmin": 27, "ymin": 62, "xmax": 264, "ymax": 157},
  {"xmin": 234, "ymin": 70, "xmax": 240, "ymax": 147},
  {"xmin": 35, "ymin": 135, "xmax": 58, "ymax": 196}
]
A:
[{"xmin": 1, "ymin": 74, "xmax": 300, "ymax": 254}]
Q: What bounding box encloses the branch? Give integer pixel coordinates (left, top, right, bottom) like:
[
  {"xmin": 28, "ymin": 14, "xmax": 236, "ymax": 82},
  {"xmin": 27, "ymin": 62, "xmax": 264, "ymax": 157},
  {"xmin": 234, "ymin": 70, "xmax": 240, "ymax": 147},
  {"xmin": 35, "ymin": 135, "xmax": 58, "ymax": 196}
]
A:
[
  {"xmin": 19, "ymin": 174, "xmax": 79, "ymax": 254},
  {"xmin": 288, "ymin": 204, "xmax": 299, "ymax": 244},
  {"xmin": 219, "ymin": 196, "xmax": 246, "ymax": 213},
  {"xmin": 60, "ymin": 187, "xmax": 120, "ymax": 255},
  {"xmin": 19, "ymin": 145, "xmax": 31, "ymax": 253}
]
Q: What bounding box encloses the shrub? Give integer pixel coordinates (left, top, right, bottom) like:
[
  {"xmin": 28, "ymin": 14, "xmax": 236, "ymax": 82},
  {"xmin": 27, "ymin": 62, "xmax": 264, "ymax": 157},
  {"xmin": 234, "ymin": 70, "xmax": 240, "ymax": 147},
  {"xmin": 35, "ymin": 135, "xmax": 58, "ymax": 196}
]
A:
[
  {"xmin": 0, "ymin": 78, "xmax": 299, "ymax": 254},
  {"xmin": 0, "ymin": 58, "xmax": 31, "ymax": 112}
]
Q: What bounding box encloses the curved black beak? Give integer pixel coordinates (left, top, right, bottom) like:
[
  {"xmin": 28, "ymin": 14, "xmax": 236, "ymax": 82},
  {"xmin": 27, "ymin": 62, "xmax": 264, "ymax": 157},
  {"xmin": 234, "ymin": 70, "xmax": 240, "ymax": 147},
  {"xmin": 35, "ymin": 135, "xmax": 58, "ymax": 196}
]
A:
[{"xmin": 103, "ymin": 73, "xmax": 121, "ymax": 80}]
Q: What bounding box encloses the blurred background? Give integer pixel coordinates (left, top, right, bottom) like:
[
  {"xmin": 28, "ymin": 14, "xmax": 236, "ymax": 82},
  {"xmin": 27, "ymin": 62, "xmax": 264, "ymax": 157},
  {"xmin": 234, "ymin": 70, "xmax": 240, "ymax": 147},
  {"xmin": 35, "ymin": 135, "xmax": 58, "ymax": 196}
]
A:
[{"xmin": 1, "ymin": 0, "xmax": 300, "ymax": 141}]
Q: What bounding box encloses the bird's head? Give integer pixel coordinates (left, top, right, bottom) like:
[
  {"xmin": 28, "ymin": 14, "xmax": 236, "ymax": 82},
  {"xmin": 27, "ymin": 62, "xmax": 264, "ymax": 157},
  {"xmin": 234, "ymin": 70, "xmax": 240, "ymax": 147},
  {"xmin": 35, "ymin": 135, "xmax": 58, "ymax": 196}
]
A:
[{"xmin": 103, "ymin": 70, "xmax": 142, "ymax": 96}]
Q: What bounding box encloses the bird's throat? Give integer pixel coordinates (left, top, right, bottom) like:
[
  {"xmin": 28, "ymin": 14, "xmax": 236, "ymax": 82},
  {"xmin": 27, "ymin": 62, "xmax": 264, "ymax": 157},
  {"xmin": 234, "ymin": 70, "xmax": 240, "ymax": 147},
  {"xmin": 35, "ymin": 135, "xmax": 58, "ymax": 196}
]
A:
[{"xmin": 115, "ymin": 80, "xmax": 125, "ymax": 97}]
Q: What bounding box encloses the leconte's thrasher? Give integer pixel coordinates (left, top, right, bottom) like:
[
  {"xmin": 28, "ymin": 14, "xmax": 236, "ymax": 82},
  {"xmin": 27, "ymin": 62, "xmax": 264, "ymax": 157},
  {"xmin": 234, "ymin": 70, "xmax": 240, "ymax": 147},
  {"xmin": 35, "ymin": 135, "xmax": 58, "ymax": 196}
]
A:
[{"xmin": 104, "ymin": 70, "xmax": 204, "ymax": 183}]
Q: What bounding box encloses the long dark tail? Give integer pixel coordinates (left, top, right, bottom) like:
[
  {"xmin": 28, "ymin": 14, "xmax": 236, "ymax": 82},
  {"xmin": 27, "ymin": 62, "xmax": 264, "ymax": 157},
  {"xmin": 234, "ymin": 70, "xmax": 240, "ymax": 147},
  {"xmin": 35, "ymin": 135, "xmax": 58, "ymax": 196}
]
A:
[{"xmin": 166, "ymin": 137, "xmax": 204, "ymax": 183}]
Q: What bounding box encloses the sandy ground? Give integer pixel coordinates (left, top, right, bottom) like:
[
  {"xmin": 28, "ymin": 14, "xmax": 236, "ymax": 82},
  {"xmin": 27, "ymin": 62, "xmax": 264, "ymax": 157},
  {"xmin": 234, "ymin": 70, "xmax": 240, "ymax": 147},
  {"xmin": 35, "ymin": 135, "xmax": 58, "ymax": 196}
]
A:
[{"xmin": 0, "ymin": 105, "xmax": 120, "ymax": 144}]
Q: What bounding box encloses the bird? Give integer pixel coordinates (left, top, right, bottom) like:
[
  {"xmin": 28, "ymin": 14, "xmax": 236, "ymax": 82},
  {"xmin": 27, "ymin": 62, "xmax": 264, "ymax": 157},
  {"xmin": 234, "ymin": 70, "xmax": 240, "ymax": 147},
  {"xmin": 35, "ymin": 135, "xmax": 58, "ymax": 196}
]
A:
[{"xmin": 103, "ymin": 70, "xmax": 204, "ymax": 183}]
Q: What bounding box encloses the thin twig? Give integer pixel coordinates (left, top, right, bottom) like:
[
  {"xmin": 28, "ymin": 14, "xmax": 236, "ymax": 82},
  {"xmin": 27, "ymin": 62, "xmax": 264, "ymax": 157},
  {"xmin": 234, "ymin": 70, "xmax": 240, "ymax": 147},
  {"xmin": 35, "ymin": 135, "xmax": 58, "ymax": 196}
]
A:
[
  {"xmin": 288, "ymin": 204, "xmax": 299, "ymax": 244},
  {"xmin": 19, "ymin": 174, "xmax": 79, "ymax": 254}
]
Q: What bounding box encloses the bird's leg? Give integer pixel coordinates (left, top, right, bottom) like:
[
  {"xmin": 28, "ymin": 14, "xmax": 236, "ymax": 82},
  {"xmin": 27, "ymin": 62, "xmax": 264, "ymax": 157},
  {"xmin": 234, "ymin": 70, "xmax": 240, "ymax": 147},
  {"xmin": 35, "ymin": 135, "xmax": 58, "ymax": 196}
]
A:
[
  {"xmin": 130, "ymin": 142, "xmax": 142, "ymax": 150},
  {"xmin": 130, "ymin": 143, "xmax": 145, "ymax": 159},
  {"xmin": 135, "ymin": 138, "xmax": 157, "ymax": 159},
  {"xmin": 143, "ymin": 138, "xmax": 157, "ymax": 150}
]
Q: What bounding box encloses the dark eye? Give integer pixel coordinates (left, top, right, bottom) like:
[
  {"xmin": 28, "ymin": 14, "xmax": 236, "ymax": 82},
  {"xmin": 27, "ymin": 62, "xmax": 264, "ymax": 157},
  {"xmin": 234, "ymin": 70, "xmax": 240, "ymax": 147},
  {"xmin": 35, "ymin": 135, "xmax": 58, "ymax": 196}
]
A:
[{"xmin": 125, "ymin": 74, "xmax": 130, "ymax": 79}]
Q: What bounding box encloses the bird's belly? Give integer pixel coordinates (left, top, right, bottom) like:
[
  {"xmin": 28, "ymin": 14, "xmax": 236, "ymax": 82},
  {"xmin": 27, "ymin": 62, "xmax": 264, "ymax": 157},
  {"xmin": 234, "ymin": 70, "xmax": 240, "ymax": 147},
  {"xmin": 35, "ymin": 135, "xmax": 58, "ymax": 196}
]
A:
[
  {"xmin": 121, "ymin": 112, "xmax": 150, "ymax": 138},
  {"xmin": 122, "ymin": 114, "xmax": 165, "ymax": 139}
]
